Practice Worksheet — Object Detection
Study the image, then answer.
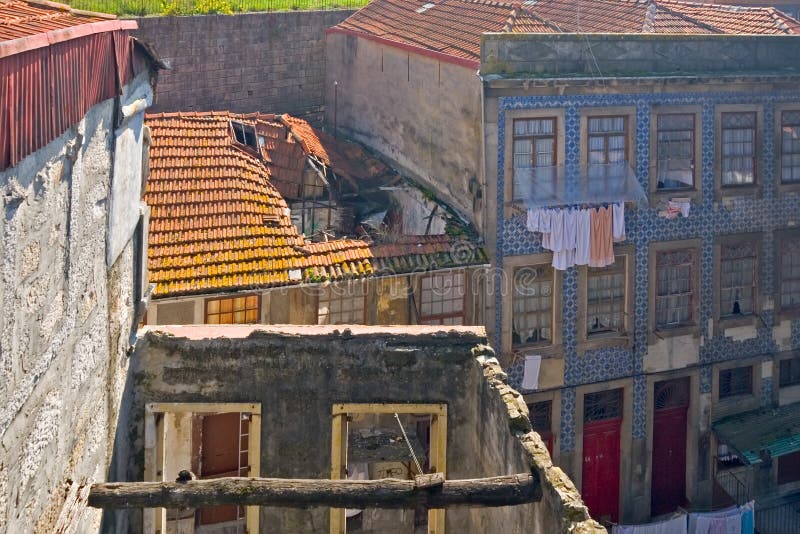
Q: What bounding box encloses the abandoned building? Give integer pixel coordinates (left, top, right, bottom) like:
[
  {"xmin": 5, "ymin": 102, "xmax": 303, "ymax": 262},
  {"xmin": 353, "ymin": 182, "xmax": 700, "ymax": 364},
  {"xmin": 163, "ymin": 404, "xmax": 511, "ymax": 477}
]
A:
[
  {"xmin": 143, "ymin": 111, "xmax": 489, "ymax": 328},
  {"xmin": 99, "ymin": 324, "xmax": 604, "ymax": 534},
  {"xmin": 0, "ymin": 0, "xmax": 163, "ymax": 531},
  {"xmin": 326, "ymin": 0, "xmax": 800, "ymax": 529}
]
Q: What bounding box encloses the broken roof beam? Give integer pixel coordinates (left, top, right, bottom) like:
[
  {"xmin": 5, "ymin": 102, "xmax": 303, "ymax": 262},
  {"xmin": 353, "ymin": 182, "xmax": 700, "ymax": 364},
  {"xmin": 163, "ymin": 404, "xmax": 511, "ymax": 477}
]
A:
[{"xmin": 88, "ymin": 473, "xmax": 540, "ymax": 510}]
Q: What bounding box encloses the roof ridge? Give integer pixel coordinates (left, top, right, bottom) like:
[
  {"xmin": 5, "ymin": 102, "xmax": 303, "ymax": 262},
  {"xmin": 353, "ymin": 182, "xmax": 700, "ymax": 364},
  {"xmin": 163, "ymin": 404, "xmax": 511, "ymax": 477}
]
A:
[
  {"xmin": 653, "ymin": 0, "xmax": 722, "ymax": 33},
  {"xmin": 517, "ymin": 3, "xmax": 564, "ymax": 32},
  {"xmin": 767, "ymin": 6, "xmax": 800, "ymax": 33},
  {"xmin": 656, "ymin": 0, "xmax": 777, "ymax": 13}
]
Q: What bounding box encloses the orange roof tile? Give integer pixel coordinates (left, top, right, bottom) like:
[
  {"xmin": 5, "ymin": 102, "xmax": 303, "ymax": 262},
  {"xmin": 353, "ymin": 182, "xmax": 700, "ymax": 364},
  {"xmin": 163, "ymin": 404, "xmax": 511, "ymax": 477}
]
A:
[
  {"xmin": 145, "ymin": 111, "xmax": 372, "ymax": 298},
  {"xmin": 332, "ymin": 0, "xmax": 800, "ymax": 65}
]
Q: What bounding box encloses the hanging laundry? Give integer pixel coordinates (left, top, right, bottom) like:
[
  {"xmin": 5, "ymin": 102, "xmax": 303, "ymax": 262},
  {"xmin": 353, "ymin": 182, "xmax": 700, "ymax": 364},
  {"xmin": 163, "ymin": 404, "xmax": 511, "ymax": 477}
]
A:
[
  {"xmin": 688, "ymin": 505, "xmax": 742, "ymax": 534},
  {"xmin": 613, "ymin": 202, "xmax": 626, "ymax": 242},
  {"xmin": 521, "ymin": 354, "xmax": 542, "ymax": 391},
  {"xmin": 547, "ymin": 208, "xmax": 565, "ymax": 252},
  {"xmin": 589, "ymin": 206, "xmax": 614, "ymax": 268},
  {"xmin": 611, "ymin": 513, "xmax": 687, "ymax": 534},
  {"xmin": 739, "ymin": 501, "xmax": 754, "ymax": 534},
  {"xmin": 574, "ymin": 208, "xmax": 591, "ymax": 266},
  {"xmin": 552, "ymin": 208, "xmax": 578, "ymax": 270},
  {"xmin": 660, "ymin": 199, "xmax": 691, "ymax": 219}
]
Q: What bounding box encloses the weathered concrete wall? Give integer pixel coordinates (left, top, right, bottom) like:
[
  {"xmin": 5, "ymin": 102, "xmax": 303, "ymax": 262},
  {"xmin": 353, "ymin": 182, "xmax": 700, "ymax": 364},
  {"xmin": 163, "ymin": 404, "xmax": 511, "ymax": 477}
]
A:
[
  {"xmin": 325, "ymin": 33, "xmax": 483, "ymax": 227},
  {"xmin": 134, "ymin": 11, "xmax": 355, "ymax": 124},
  {"xmin": 481, "ymin": 33, "xmax": 800, "ymax": 77},
  {"xmin": 119, "ymin": 325, "xmax": 602, "ymax": 533},
  {"xmin": 0, "ymin": 73, "xmax": 150, "ymax": 532}
]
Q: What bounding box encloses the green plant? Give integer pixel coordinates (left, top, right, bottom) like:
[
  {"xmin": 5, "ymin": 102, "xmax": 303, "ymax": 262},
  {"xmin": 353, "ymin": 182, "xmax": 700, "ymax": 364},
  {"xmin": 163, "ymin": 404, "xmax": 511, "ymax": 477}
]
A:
[
  {"xmin": 159, "ymin": 0, "xmax": 182, "ymax": 15},
  {"xmin": 196, "ymin": 0, "xmax": 233, "ymax": 14}
]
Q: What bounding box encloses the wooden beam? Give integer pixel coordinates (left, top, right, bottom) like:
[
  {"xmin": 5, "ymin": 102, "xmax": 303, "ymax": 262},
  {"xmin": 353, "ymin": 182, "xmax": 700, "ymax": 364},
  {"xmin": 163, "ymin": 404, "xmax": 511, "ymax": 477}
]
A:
[{"xmin": 88, "ymin": 473, "xmax": 540, "ymax": 510}]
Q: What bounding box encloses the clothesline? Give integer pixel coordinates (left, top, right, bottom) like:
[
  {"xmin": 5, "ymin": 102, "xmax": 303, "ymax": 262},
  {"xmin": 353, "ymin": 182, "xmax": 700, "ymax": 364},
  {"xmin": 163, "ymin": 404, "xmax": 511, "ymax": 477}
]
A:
[
  {"xmin": 526, "ymin": 203, "xmax": 625, "ymax": 271},
  {"xmin": 611, "ymin": 501, "xmax": 755, "ymax": 534}
]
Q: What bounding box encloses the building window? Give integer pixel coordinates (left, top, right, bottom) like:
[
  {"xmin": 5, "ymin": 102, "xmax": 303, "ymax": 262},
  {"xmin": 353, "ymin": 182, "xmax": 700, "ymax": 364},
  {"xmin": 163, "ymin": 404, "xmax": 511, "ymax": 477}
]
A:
[
  {"xmin": 721, "ymin": 112, "xmax": 757, "ymax": 186},
  {"xmin": 656, "ymin": 113, "xmax": 695, "ymax": 190},
  {"xmin": 779, "ymin": 358, "xmax": 800, "ymax": 388},
  {"xmin": 586, "ymin": 257, "xmax": 626, "ymax": 337},
  {"xmin": 512, "ymin": 266, "xmax": 553, "ymax": 347},
  {"xmin": 778, "ymin": 450, "xmax": 800, "ymax": 485},
  {"xmin": 513, "ymin": 118, "xmax": 556, "ymax": 200},
  {"xmin": 206, "ymin": 294, "xmax": 260, "ymax": 324},
  {"xmin": 719, "ymin": 366, "xmax": 753, "ymax": 399},
  {"xmin": 588, "ymin": 116, "xmax": 627, "ymax": 165},
  {"xmin": 528, "ymin": 400, "xmax": 553, "ymax": 453},
  {"xmin": 418, "ymin": 272, "xmax": 465, "ymax": 325},
  {"xmin": 780, "ymin": 110, "xmax": 800, "ymax": 184},
  {"xmin": 779, "ymin": 233, "xmax": 800, "ymax": 314},
  {"xmin": 318, "ymin": 281, "xmax": 366, "ymax": 325},
  {"xmin": 720, "ymin": 241, "xmax": 757, "ymax": 317},
  {"xmin": 655, "ymin": 249, "xmax": 695, "ymax": 329},
  {"xmin": 584, "ymin": 389, "xmax": 623, "ymax": 422}
]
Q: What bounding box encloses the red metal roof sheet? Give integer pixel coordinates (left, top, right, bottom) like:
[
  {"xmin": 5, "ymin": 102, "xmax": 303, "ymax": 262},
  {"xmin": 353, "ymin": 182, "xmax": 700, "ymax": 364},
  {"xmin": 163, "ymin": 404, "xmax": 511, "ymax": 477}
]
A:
[{"xmin": 332, "ymin": 0, "xmax": 800, "ymax": 65}]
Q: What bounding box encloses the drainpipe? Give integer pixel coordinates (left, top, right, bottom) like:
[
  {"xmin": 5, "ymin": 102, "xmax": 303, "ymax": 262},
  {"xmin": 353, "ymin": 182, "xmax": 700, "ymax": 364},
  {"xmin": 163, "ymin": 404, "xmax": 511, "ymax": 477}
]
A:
[{"xmin": 333, "ymin": 80, "xmax": 338, "ymax": 136}]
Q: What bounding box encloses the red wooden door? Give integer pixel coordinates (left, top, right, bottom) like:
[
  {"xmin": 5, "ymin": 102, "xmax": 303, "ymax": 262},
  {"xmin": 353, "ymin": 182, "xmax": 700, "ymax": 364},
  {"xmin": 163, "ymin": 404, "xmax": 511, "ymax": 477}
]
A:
[
  {"xmin": 199, "ymin": 412, "xmax": 246, "ymax": 525},
  {"xmin": 651, "ymin": 378, "xmax": 689, "ymax": 516},
  {"xmin": 582, "ymin": 417, "xmax": 622, "ymax": 523}
]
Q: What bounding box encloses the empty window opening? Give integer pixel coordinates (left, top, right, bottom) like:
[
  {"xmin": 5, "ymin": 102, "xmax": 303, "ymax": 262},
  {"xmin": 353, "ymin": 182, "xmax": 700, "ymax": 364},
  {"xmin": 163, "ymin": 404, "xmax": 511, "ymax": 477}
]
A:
[{"xmin": 330, "ymin": 403, "xmax": 447, "ymax": 534}]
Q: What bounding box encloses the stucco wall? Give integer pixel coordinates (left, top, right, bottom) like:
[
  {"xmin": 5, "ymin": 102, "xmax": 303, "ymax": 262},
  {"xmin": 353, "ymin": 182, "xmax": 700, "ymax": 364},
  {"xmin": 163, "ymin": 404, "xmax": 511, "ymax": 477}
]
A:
[
  {"xmin": 325, "ymin": 33, "xmax": 483, "ymax": 227},
  {"xmin": 0, "ymin": 74, "xmax": 149, "ymax": 532},
  {"xmin": 133, "ymin": 11, "xmax": 355, "ymax": 124},
  {"xmin": 119, "ymin": 325, "xmax": 601, "ymax": 533}
]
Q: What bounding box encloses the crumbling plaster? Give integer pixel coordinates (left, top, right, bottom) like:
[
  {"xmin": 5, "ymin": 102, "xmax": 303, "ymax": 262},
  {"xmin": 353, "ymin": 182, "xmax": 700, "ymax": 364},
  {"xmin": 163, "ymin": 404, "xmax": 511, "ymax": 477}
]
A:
[
  {"xmin": 118, "ymin": 325, "xmax": 602, "ymax": 533},
  {"xmin": 0, "ymin": 73, "xmax": 150, "ymax": 533}
]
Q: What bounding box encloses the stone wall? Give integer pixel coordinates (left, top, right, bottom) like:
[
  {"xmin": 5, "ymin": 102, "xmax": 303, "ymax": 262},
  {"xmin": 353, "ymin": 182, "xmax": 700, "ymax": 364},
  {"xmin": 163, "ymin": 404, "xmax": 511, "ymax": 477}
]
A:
[
  {"xmin": 119, "ymin": 325, "xmax": 602, "ymax": 533},
  {"xmin": 325, "ymin": 33, "xmax": 484, "ymax": 227},
  {"xmin": 134, "ymin": 10, "xmax": 355, "ymax": 124},
  {"xmin": 0, "ymin": 73, "xmax": 150, "ymax": 532},
  {"xmin": 481, "ymin": 33, "xmax": 800, "ymax": 77}
]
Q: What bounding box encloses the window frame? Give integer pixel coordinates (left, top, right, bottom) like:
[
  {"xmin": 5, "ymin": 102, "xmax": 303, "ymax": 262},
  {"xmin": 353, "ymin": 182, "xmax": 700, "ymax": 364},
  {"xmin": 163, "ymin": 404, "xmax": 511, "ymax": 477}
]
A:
[
  {"xmin": 587, "ymin": 115, "xmax": 629, "ymax": 165},
  {"xmin": 779, "ymin": 356, "xmax": 800, "ymax": 388},
  {"xmin": 577, "ymin": 245, "xmax": 634, "ymax": 354},
  {"xmin": 502, "ymin": 253, "xmax": 563, "ymax": 358},
  {"xmin": 317, "ymin": 280, "xmax": 368, "ymax": 325},
  {"xmin": 718, "ymin": 365, "xmax": 754, "ymax": 400},
  {"xmin": 579, "ymin": 107, "xmax": 637, "ymax": 170},
  {"xmin": 649, "ymin": 106, "xmax": 702, "ymax": 203},
  {"xmin": 712, "ymin": 233, "xmax": 761, "ymax": 332},
  {"xmin": 503, "ymin": 108, "xmax": 565, "ymax": 218},
  {"xmin": 775, "ymin": 228, "xmax": 800, "ymax": 320},
  {"xmin": 714, "ymin": 104, "xmax": 763, "ymax": 199},
  {"xmin": 417, "ymin": 271, "xmax": 467, "ymax": 326},
  {"xmin": 648, "ymin": 239, "xmax": 702, "ymax": 342},
  {"xmin": 205, "ymin": 293, "xmax": 261, "ymax": 325},
  {"xmin": 775, "ymin": 104, "xmax": 800, "ymax": 193}
]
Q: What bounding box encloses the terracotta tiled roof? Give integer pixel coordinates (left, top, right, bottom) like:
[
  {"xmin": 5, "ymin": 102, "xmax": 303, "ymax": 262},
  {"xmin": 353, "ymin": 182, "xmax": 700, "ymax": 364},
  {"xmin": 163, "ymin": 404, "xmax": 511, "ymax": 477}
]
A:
[
  {"xmin": 0, "ymin": 0, "xmax": 113, "ymax": 42},
  {"xmin": 145, "ymin": 111, "xmax": 373, "ymax": 297},
  {"xmin": 332, "ymin": 0, "xmax": 800, "ymax": 65},
  {"xmin": 370, "ymin": 235, "xmax": 489, "ymax": 274}
]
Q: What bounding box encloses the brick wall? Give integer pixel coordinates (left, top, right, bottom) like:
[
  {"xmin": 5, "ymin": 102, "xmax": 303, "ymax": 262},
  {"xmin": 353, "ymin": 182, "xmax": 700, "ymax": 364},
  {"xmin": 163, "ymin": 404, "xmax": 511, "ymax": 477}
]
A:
[{"xmin": 134, "ymin": 10, "xmax": 355, "ymax": 124}]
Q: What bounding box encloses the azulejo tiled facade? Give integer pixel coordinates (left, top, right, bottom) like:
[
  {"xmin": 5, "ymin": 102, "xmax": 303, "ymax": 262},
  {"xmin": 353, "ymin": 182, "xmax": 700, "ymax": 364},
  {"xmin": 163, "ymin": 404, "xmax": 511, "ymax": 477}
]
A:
[{"xmin": 498, "ymin": 90, "xmax": 800, "ymax": 452}]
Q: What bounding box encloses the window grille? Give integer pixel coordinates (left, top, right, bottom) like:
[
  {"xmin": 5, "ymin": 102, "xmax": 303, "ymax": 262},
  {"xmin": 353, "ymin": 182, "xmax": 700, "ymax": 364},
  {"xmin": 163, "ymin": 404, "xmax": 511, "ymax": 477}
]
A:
[
  {"xmin": 206, "ymin": 295, "xmax": 260, "ymax": 324},
  {"xmin": 318, "ymin": 281, "xmax": 366, "ymax": 325},
  {"xmin": 780, "ymin": 358, "xmax": 800, "ymax": 388},
  {"xmin": 654, "ymin": 377, "xmax": 690, "ymax": 410},
  {"xmin": 781, "ymin": 110, "xmax": 800, "ymax": 183},
  {"xmin": 584, "ymin": 389, "xmax": 623, "ymax": 423},
  {"xmin": 655, "ymin": 249, "xmax": 694, "ymax": 328},
  {"xmin": 418, "ymin": 272, "xmax": 466, "ymax": 325},
  {"xmin": 588, "ymin": 116, "xmax": 627, "ymax": 165},
  {"xmin": 587, "ymin": 256, "xmax": 626, "ymax": 336},
  {"xmin": 721, "ymin": 112, "xmax": 757, "ymax": 185},
  {"xmin": 720, "ymin": 242, "xmax": 757, "ymax": 317},
  {"xmin": 512, "ymin": 266, "xmax": 553, "ymax": 346},
  {"xmin": 719, "ymin": 366, "xmax": 753, "ymax": 399},
  {"xmin": 656, "ymin": 113, "xmax": 694, "ymax": 190},
  {"xmin": 528, "ymin": 400, "xmax": 552, "ymax": 434},
  {"xmin": 780, "ymin": 236, "xmax": 800, "ymax": 310}
]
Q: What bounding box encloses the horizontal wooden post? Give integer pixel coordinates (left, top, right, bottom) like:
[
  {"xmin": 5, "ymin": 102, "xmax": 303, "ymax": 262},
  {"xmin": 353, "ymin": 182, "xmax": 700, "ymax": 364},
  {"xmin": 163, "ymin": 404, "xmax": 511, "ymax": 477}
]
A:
[{"xmin": 88, "ymin": 473, "xmax": 540, "ymax": 510}]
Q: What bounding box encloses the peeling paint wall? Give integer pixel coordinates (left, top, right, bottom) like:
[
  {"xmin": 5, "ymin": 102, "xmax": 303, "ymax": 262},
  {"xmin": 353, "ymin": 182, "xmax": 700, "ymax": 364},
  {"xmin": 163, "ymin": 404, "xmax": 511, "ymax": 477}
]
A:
[{"xmin": 0, "ymin": 72, "xmax": 151, "ymax": 533}]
